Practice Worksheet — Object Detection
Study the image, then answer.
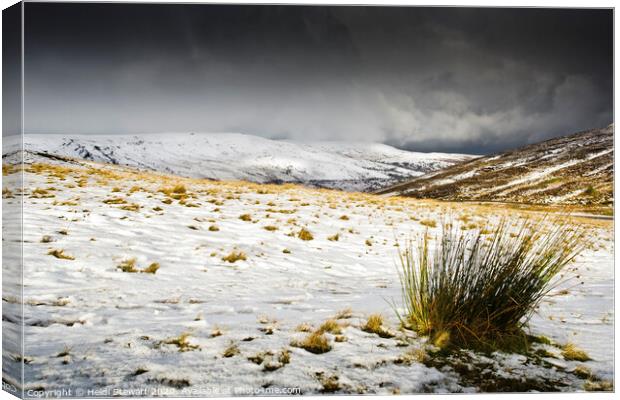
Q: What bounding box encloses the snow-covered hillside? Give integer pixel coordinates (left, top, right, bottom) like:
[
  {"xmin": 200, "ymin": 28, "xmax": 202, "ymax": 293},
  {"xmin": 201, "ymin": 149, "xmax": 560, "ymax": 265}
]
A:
[
  {"xmin": 20, "ymin": 133, "xmax": 473, "ymax": 192},
  {"xmin": 1, "ymin": 156, "xmax": 613, "ymax": 394},
  {"xmin": 376, "ymin": 125, "xmax": 613, "ymax": 206}
]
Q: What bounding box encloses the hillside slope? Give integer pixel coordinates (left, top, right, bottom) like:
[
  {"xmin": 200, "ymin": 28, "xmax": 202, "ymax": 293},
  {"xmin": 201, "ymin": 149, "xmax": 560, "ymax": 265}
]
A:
[
  {"xmin": 20, "ymin": 133, "xmax": 473, "ymax": 192},
  {"xmin": 376, "ymin": 125, "xmax": 613, "ymax": 206}
]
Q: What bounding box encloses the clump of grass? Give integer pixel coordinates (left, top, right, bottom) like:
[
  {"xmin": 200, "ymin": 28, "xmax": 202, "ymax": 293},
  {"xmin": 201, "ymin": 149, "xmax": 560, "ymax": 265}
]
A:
[
  {"xmin": 118, "ymin": 258, "xmax": 138, "ymax": 273},
  {"xmin": 120, "ymin": 203, "xmax": 141, "ymax": 212},
  {"xmin": 292, "ymin": 331, "xmax": 331, "ymax": 354},
  {"xmin": 295, "ymin": 323, "xmax": 313, "ymax": 332},
  {"xmin": 278, "ymin": 348, "xmax": 291, "ymax": 365},
  {"xmin": 583, "ymin": 380, "xmax": 613, "ymax": 391},
  {"xmin": 365, "ymin": 239, "xmax": 372, "ymax": 246},
  {"xmin": 171, "ymin": 184, "xmax": 187, "ymax": 194},
  {"xmin": 263, "ymin": 225, "xmax": 278, "ymax": 231},
  {"xmin": 318, "ymin": 319, "xmax": 342, "ymax": 335},
  {"xmin": 47, "ymin": 249, "xmax": 75, "ymax": 260},
  {"xmin": 239, "ymin": 214, "xmax": 252, "ymax": 222},
  {"xmin": 103, "ymin": 197, "xmax": 126, "ymax": 204},
  {"xmin": 339, "ymin": 215, "xmax": 349, "ymax": 220},
  {"xmin": 282, "ymin": 248, "xmax": 291, "ymax": 254},
  {"xmin": 572, "ymin": 364, "xmax": 593, "ymax": 379},
  {"xmin": 334, "ymin": 308, "xmax": 353, "ymax": 319},
  {"xmin": 395, "ymin": 218, "xmax": 585, "ymax": 352},
  {"xmin": 297, "ymin": 228, "xmax": 314, "ymax": 241},
  {"xmin": 41, "ymin": 235, "xmax": 53, "ymax": 243},
  {"xmin": 208, "ymin": 225, "xmax": 220, "ymax": 232},
  {"xmin": 161, "ymin": 332, "xmax": 199, "ymax": 352},
  {"xmin": 419, "ymin": 219, "xmax": 437, "ymax": 228},
  {"xmin": 223, "ymin": 342, "xmax": 240, "ymax": 358},
  {"xmin": 327, "ymin": 233, "xmax": 339, "ymax": 241},
  {"xmin": 362, "ymin": 314, "xmax": 394, "ymax": 338},
  {"xmin": 222, "ymin": 250, "xmax": 247, "ymax": 263},
  {"xmin": 142, "ymin": 263, "xmax": 160, "ymax": 274},
  {"xmin": 562, "ymin": 343, "xmax": 591, "ymax": 361}
]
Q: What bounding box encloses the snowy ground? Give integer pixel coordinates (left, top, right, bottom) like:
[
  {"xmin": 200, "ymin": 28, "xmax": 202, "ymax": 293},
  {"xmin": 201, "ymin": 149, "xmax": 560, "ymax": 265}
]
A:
[{"xmin": 1, "ymin": 155, "xmax": 614, "ymax": 396}]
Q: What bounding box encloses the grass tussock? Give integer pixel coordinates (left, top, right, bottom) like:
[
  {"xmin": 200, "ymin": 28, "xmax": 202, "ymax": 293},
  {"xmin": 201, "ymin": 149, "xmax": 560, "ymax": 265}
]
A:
[
  {"xmin": 562, "ymin": 343, "xmax": 591, "ymax": 361},
  {"xmin": 395, "ymin": 218, "xmax": 585, "ymax": 352},
  {"xmin": 222, "ymin": 250, "xmax": 247, "ymax": 263},
  {"xmin": 293, "ymin": 331, "xmax": 331, "ymax": 354},
  {"xmin": 223, "ymin": 342, "xmax": 240, "ymax": 358},
  {"xmin": 47, "ymin": 249, "xmax": 75, "ymax": 260},
  {"xmin": 120, "ymin": 203, "xmax": 141, "ymax": 212},
  {"xmin": 327, "ymin": 233, "xmax": 339, "ymax": 241},
  {"xmin": 103, "ymin": 197, "xmax": 127, "ymax": 205},
  {"xmin": 419, "ymin": 219, "xmax": 437, "ymax": 228},
  {"xmin": 239, "ymin": 214, "xmax": 252, "ymax": 222},
  {"xmin": 118, "ymin": 258, "xmax": 138, "ymax": 273},
  {"xmin": 161, "ymin": 332, "xmax": 199, "ymax": 352},
  {"xmin": 297, "ymin": 228, "xmax": 314, "ymax": 241},
  {"xmin": 142, "ymin": 263, "xmax": 160, "ymax": 274},
  {"xmin": 318, "ymin": 319, "xmax": 342, "ymax": 335},
  {"xmin": 362, "ymin": 314, "xmax": 394, "ymax": 338}
]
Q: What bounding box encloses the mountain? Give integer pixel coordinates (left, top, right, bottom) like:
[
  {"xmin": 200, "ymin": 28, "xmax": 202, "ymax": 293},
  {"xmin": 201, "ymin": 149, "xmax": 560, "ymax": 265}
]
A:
[
  {"xmin": 376, "ymin": 125, "xmax": 613, "ymax": 206},
  {"xmin": 19, "ymin": 133, "xmax": 473, "ymax": 192}
]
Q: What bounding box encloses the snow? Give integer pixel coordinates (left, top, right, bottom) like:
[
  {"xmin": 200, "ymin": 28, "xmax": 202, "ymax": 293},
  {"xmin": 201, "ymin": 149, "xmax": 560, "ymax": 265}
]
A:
[
  {"xmin": 20, "ymin": 133, "xmax": 473, "ymax": 192},
  {"xmin": 2, "ymin": 155, "xmax": 613, "ymax": 394}
]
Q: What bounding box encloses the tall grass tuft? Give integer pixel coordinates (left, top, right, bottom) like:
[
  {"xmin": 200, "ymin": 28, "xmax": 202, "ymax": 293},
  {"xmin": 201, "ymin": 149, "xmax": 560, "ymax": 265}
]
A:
[{"xmin": 395, "ymin": 217, "xmax": 584, "ymax": 352}]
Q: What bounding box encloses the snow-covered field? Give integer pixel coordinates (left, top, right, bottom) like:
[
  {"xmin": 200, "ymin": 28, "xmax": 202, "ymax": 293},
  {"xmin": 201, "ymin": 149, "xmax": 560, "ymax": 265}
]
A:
[
  {"xmin": 18, "ymin": 133, "xmax": 474, "ymax": 192},
  {"xmin": 1, "ymin": 155, "xmax": 614, "ymax": 395}
]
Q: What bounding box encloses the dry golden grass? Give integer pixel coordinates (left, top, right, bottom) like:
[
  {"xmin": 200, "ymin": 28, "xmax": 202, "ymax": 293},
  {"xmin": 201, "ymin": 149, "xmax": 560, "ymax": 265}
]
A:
[
  {"xmin": 142, "ymin": 263, "xmax": 160, "ymax": 274},
  {"xmin": 327, "ymin": 233, "xmax": 339, "ymax": 241},
  {"xmin": 334, "ymin": 308, "xmax": 353, "ymax": 319},
  {"xmin": 47, "ymin": 249, "xmax": 75, "ymax": 260},
  {"xmin": 208, "ymin": 225, "xmax": 220, "ymax": 232},
  {"xmin": 318, "ymin": 319, "xmax": 342, "ymax": 335},
  {"xmin": 118, "ymin": 258, "xmax": 138, "ymax": 273},
  {"xmin": 293, "ymin": 331, "xmax": 331, "ymax": 354},
  {"xmin": 239, "ymin": 214, "xmax": 252, "ymax": 222},
  {"xmin": 420, "ymin": 219, "xmax": 437, "ymax": 228},
  {"xmin": 297, "ymin": 228, "xmax": 314, "ymax": 241},
  {"xmin": 362, "ymin": 314, "xmax": 394, "ymax": 338},
  {"xmin": 263, "ymin": 225, "xmax": 278, "ymax": 231},
  {"xmin": 295, "ymin": 323, "xmax": 313, "ymax": 332},
  {"xmin": 120, "ymin": 203, "xmax": 141, "ymax": 212},
  {"xmin": 222, "ymin": 250, "xmax": 247, "ymax": 263},
  {"xmin": 339, "ymin": 215, "xmax": 350, "ymax": 220},
  {"xmin": 2, "ymin": 163, "xmax": 19, "ymax": 176},
  {"xmin": 562, "ymin": 343, "xmax": 591, "ymax": 361},
  {"xmin": 161, "ymin": 332, "xmax": 199, "ymax": 352},
  {"xmin": 223, "ymin": 342, "xmax": 240, "ymax": 358},
  {"xmin": 103, "ymin": 197, "xmax": 127, "ymax": 205}
]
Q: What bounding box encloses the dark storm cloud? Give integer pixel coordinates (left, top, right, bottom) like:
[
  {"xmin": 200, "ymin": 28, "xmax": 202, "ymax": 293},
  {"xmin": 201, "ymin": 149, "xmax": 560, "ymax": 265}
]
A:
[{"xmin": 23, "ymin": 3, "xmax": 612, "ymax": 154}]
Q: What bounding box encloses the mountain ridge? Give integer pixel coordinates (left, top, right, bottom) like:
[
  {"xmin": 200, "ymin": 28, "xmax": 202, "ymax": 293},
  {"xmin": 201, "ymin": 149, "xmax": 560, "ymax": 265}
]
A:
[
  {"xmin": 15, "ymin": 132, "xmax": 475, "ymax": 192},
  {"xmin": 376, "ymin": 124, "xmax": 613, "ymax": 206}
]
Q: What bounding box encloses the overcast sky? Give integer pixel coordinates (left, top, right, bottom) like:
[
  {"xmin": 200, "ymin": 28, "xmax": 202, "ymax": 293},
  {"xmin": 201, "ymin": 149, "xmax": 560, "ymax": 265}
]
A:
[{"xmin": 24, "ymin": 4, "xmax": 612, "ymax": 154}]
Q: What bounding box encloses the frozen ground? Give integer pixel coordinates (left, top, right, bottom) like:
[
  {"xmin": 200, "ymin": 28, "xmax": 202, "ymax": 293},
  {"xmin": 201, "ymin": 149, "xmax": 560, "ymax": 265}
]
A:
[{"xmin": 1, "ymin": 155, "xmax": 614, "ymax": 395}]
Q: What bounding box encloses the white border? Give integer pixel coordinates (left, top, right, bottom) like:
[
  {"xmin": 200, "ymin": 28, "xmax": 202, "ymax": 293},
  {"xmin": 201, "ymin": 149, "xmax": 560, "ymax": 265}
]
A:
[{"xmin": 0, "ymin": 2, "xmax": 616, "ymax": 400}]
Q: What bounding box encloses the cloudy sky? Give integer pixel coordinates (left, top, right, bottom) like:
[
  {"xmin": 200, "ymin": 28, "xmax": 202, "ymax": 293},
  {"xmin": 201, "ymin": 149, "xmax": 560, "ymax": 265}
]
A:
[{"xmin": 24, "ymin": 3, "xmax": 612, "ymax": 154}]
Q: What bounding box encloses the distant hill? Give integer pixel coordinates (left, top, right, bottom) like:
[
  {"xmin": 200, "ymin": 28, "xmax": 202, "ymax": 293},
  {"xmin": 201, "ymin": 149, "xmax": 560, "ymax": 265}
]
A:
[
  {"xmin": 17, "ymin": 133, "xmax": 473, "ymax": 192},
  {"xmin": 376, "ymin": 125, "xmax": 613, "ymax": 206}
]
